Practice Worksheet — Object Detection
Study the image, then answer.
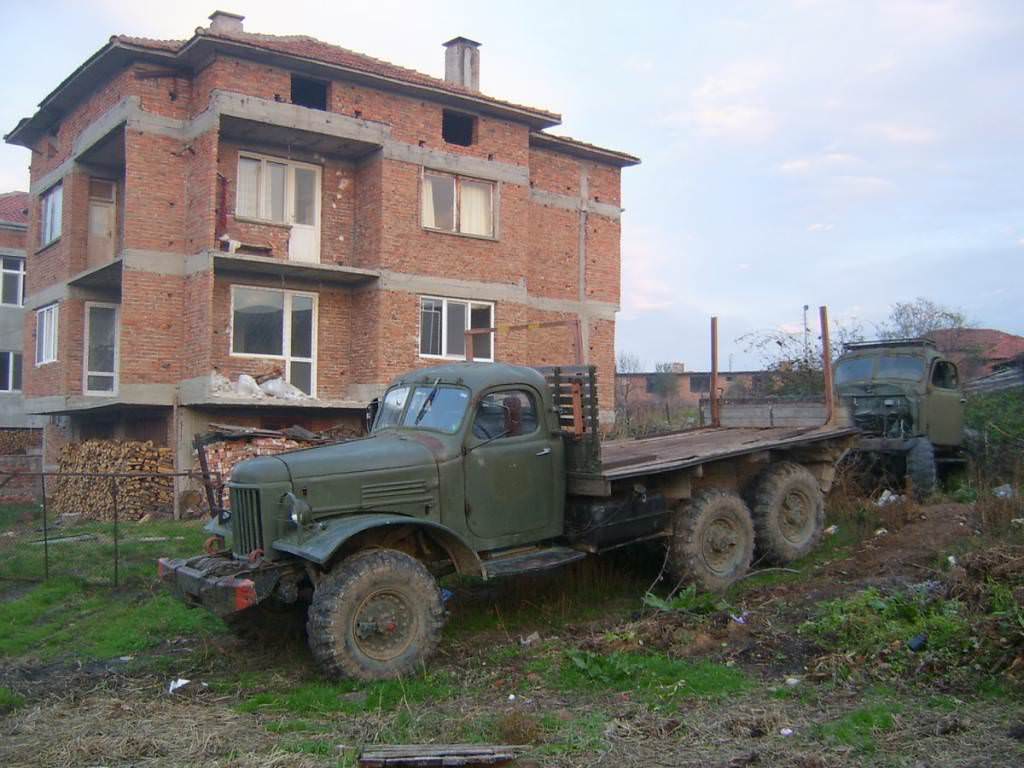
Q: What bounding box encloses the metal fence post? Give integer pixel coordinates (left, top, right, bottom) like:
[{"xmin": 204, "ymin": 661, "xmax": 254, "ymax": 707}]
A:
[
  {"xmin": 111, "ymin": 477, "xmax": 119, "ymax": 588},
  {"xmin": 39, "ymin": 472, "xmax": 49, "ymax": 581}
]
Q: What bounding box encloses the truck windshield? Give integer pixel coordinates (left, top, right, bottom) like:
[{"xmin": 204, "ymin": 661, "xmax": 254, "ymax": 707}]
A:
[
  {"xmin": 876, "ymin": 355, "xmax": 925, "ymax": 381},
  {"xmin": 835, "ymin": 358, "xmax": 873, "ymax": 384},
  {"xmin": 373, "ymin": 385, "xmax": 470, "ymax": 434}
]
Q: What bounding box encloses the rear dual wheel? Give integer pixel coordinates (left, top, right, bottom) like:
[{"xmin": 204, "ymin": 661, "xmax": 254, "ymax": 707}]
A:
[
  {"xmin": 749, "ymin": 462, "xmax": 825, "ymax": 564},
  {"xmin": 668, "ymin": 490, "xmax": 755, "ymax": 591}
]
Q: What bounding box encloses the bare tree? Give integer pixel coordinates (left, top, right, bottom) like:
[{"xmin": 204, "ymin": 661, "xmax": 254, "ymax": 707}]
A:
[
  {"xmin": 650, "ymin": 362, "xmax": 679, "ymax": 423},
  {"xmin": 616, "ymin": 351, "xmax": 643, "ymax": 430},
  {"xmin": 877, "ymin": 297, "xmax": 970, "ymax": 340}
]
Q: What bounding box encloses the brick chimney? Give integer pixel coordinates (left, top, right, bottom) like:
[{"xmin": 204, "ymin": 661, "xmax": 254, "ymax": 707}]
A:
[
  {"xmin": 443, "ymin": 37, "xmax": 481, "ymax": 91},
  {"xmin": 209, "ymin": 10, "xmax": 245, "ymax": 34}
]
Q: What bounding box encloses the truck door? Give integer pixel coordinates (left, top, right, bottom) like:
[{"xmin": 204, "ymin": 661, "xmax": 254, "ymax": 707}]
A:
[
  {"xmin": 463, "ymin": 387, "xmax": 556, "ymax": 541},
  {"xmin": 924, "ymin": 360, "xmax": 963, "ymax": 446}
]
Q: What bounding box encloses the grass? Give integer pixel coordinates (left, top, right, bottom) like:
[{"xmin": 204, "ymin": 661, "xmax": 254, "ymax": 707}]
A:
[
  {"xmin": 800, "ymin": 587, "xmax": 970, "ymax": 677},
  {"xmin": 544, "ymin": 648, "xmax": 750, "ymax": 706},
  {"xmin": 0, "ymin": 502, "xmax": 40, "ymax": 530},
  {"xmin": 813, "ymin": 702, "xmax": 901, "ymax": 754},
  {"xmin": 0, "ymin": 577, "xmax": 224, "ymax": 659},
  {"xmin": 0, "ymin": 685, "xmax": 26, "ymax": 714},
  {"xmin": 238, "ymin": 671, "xmax": 454, "ymax": 716}
]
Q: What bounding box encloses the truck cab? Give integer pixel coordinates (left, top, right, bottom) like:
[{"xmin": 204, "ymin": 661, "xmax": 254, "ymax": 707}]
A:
[{"xmin": 834, "ymin": 338, "xmax": 965, "ymax": 495}]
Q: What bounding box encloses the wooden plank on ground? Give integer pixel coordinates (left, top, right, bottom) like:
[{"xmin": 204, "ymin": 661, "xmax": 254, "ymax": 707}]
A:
[{"xmin": 359, "ymin": 743, "xmax": 525, "ymax": 766}]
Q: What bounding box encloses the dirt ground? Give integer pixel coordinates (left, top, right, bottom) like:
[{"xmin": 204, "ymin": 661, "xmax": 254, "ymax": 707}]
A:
[{"xmin": 2, "ymin": 501, "xmax": 1023, "ymax": 768}]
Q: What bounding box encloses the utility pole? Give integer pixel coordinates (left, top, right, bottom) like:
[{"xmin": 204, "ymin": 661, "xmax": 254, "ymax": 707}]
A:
[{"xmin": 802, "ymin": 304, "xmax": 810, "ymax": 364}]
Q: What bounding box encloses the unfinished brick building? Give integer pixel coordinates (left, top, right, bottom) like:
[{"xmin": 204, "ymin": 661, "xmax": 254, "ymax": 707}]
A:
[{"xmin": 4, "ymin": 11, "xmax": 638, "ymax": 487}]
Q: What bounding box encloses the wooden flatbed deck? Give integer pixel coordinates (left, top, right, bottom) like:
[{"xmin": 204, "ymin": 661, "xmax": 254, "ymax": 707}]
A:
[{"xmin": 599, "ymin": 424, "xmax": 858, "ymax": 480}]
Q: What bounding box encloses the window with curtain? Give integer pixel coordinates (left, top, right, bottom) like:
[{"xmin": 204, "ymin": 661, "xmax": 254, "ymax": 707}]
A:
[
  {"xmin": 421, "ymin": 172, "xmax": 494, "ymax": 237},
  {"xmin": 418, "ymin": 296, "xmax": 494, "ymax": 361},
  {"xmin": 0, "ymin": 352, "xmax": 22, "ymax": 392},
  {"xmin": 40, "ymin": 183, "xmax": 63, "ymax": 247}
]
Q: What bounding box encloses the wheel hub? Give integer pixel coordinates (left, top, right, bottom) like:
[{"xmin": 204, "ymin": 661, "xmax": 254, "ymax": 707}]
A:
[
  {"xmin": 780, "ymin": 490, "xmax": 813, "ymax": 544},
  {"xmin": 353, "ymin": 590, "xmax": 415, "ymax": 661},
  {"xmin": 701, "ymin": 516, "xmax": 742, "ymax": 574}
]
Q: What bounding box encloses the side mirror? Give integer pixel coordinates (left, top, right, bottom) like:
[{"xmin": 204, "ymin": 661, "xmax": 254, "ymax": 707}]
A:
[{"xmin": 365, "ymin": 398, "xmax": 379, "ymax": 433}]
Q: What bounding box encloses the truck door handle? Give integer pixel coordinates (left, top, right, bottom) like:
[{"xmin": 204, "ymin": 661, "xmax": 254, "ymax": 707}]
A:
[{"xmin": 536, "ymin": 447, "xmax": 552, "ymax": 456}]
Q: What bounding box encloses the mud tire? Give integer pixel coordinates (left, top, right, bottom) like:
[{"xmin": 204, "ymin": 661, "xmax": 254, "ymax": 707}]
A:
[
  {"xmin": 749, "ymin": 462, "xmax": 825, "ymax": 564},
  {"xmin": 667, "ymin": 490, "xmax": 755, "ymax": 591},
  {"xmin": 306, "ymin": 549, "xmax": 445, "ymax": 681},
  {"xmin": 906, "ymin": 438, "xmax": 937, "ymax": 500}
]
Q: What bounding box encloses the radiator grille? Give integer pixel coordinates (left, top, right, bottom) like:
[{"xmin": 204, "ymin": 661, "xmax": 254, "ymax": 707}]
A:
[{"xmin": 230, "ymin": 487, "xmax": 264, "ymax": 556}]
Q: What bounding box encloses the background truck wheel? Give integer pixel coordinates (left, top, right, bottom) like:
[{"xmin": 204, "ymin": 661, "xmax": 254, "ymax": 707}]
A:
[
  {"xmin": 668, "ymin": 490, "xmax": 755, "ymax": 591},
  {"xmin": 906, "ymin": 438, "xmax": 937, "ymax": 500},
  {"xmin": 306, "ymin": 549, "xmax": 445, "ymax": 681},
  {"xmin": 750, "ymin": 462, "xmax": 824, "ymax": 564},
  {"xmin": 224, "ymin": 600, "xmax": 308, "ymax": 645}
]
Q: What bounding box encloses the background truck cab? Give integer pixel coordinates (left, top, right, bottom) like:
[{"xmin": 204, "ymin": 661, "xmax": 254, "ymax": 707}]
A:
[{"xmin": 834, "ymin": 337, "xmax": 965, "ymax": 496}]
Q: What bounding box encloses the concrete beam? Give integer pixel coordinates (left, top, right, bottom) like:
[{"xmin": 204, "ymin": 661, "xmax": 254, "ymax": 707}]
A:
[
  {"xmin": 0, "ymin": 247, "xmax": 26, "ymax": 258},
  {"xmin": 382, "ymin": 142, "xmax": 529, "ymax": 186},
  {"xmin": 528, "ymin": 188, "xmax": 622, "ymax": 220},
  {"xmin": 23, "ymin": 384, "xmax": 177, "ymax": 414}
]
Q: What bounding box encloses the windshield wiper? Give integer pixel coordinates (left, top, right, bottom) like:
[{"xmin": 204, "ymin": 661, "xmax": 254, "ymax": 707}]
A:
[{"xmin": 413, "ymin": 379, "xmax": 441, "ymax": 425}]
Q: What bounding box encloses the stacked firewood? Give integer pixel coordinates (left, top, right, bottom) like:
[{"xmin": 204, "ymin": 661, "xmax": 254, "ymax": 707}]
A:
[
  {"xmin": 52, "ymin": 440, "xmax": 174, "ymax": 520},
  {"xmin": 0, "ymin": 428, "xmax": 42, "ymax": 455}
]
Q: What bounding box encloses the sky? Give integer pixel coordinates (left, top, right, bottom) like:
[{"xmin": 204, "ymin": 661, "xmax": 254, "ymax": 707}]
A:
[{"xmin": 2, "ymin": 0, "xmax": 1022, "ymax": 371}]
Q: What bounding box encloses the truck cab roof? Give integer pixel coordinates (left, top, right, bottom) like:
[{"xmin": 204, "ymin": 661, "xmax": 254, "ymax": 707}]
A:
[{"xmin": 388, "ymin": 362, "xmax": 549, "ymax": 394}]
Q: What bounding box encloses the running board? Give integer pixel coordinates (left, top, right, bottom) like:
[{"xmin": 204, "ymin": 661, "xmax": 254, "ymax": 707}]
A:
[{"xmin": 482, "ymin": 546, "xmax": 587, "ymax": 579}]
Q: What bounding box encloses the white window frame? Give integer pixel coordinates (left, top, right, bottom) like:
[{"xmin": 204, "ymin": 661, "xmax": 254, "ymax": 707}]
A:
[
  {"xmin": 1, "ymin": 256, "xmax": 25, "ymax": 307},
  {"xmin": 40, "ymin": 182, "xmax": 63, "ymax": 248},
  {"xmin": 83, "ymin": 302, "xmax": 120, "ymax": 396},
  {"xmin": 421, "ymin": 170, "xmax": 496, "ymax": 238},
  {"xmin": 418, "ymin": 296, "xmax": 494, "ymax": 362},
  {"xmin": 229, "ymin": 285, "xmax": 318, "ymax": 396},
  {"xmin": 235, "ymin": 151, "xmax": 321, "ymax": 226},
  {"xmin": 35, "ymin": 303, "xmax": 58, "ymax": 366},
  {"xmin": 0, "ymin": 351, "xmax": 21, "ymax": 392}
]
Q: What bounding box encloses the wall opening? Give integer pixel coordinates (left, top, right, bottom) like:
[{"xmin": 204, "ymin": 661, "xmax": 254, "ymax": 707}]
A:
[
  {"xmin": 291, "ymin": 76, "xmax": 328, "ymax": 110},
  {"xmin": 442, "ymin": 110, "xmax": 476, "ymax": 146}
]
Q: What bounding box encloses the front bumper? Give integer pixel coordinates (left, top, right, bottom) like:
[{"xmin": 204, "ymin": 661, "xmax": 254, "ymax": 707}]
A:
[{"xmin": 157, "ymin": 554, "xmax": 282, "ymax": 616}]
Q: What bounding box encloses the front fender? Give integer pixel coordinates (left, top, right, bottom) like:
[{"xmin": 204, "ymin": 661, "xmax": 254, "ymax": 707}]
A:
[{"xmin": 273, "ymin": 514, "xmax": 483, "ymax": 577}]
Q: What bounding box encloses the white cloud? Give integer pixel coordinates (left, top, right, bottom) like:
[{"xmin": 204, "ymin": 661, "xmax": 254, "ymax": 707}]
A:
[
  {"xmin": 669, "ymin": 59, "xmax": 782, "ymax": 142},
  {"xmin": 866, "ymin": 121, "xmax": 938, "ymax": 145},
  {"xmin": 780, "ymin": 152, "xmax": 859, "ymax": 175},
  {"xmin": 1018, "ymin": 237, "xmax": 1024, "ymax": 247},
  {"xmin": 778, "ymin": 322, "xmax": 803, "ymax": 334},
  {"xmin": 807, "ymin": 223, "xmax": 834, "ymax": 232}
]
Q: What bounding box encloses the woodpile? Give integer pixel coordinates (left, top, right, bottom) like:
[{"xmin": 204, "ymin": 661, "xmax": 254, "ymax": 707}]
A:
[
  {"xmin": 52, "ymin": 440, "xmax": 174, "ymax": 520},
  {"xmin": 0, "ymin": 428, "xmax": 42, "ymax": 456}
]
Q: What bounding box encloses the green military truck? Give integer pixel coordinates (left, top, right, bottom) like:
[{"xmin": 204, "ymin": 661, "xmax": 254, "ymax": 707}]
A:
[
  {"xmin": 834, "ymin": 338, "xmax": 965, "ymax": 498},
  {"xmin": 160, "ymin": 363, "xmax": 855, "ymax": 680}
]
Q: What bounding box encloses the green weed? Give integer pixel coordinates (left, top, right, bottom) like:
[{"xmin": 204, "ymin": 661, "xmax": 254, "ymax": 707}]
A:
[
  {"xmin": 554, "ymin": 649, "xmax": 749, "ymax": 705},
  {"xmin": 281, "ymin": 738, "xmax": 333, "ymax": 755},
  {"xmin": 0, "ymin": 685, "xmax": 26, "ymax": 713},
  {"xmin": 800, "ymin": 588, "xmax": 970, "ymax": 676},
  {"xmin": 643, "ymin": 584, "xmax": 729, "ymax": 615},
  {"xmin": 813, "ymin": 702, "xmax": 900, "ymax": 754},
  {"xmin": 238, "ymin": 671, "xmax": 453, "ymax": 716}
]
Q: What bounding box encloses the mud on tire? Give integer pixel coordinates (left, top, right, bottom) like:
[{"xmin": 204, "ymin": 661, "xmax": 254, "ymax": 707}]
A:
[
  {"xmin": 667, "ymin": 490, "xmax": 755, "ymax": 591},
  {"xmin": 749, "ymin": 461, "xmax": 824, "ymax": 564},
  {"xmin": 306, "ymin": 549, "xmax": 445, "ymax": 681},
  {"xmin": 906, "ymin": 437, "xmax": 937, "ymax": 501}
]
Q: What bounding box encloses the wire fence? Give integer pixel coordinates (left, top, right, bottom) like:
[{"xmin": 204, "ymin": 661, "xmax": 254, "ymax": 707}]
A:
[{"xmin": 0, "ymin": 470, "xmax": 220, "ymax": 589}]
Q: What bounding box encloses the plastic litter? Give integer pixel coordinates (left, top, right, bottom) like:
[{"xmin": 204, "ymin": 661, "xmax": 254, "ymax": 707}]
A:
[
  {"xmin": 780, "ymin": 727, "xmax": 794, "ymax": 737},
  {"xmin": 259, "ymin": 377, "xmax": 310, "ymax": 400},
  {"xmin": 730, "ymin": 611, "xmax": 750, "ymax": 625},
  {"xmin": 235, "ymin": 374, "xmax": 265, "ymax": 398},
  {"xmin": 876, "ymin": 489, "xmax": 903, "ymax": 507},
  {"xmin": 824, "ymin": 524, "xmax": 839, "ymax": 536},
  {"xmin": 520, "ymin": 631, "xmax": 541, "ymax": 647},
  {"xmin": 440, "ymin": 588, "xmax": 454, "ymax": 604},
  {"xmin": 785, "ymin": 677, "xmax": 801, "ymax": 687},
  {"xmin": 908, "ymin": 633, "xmax": 928, "ymax": 652},
  {"xmin": 993, "ymin": 484, "xmax": 1016, "ymax": 499},
  {"xmin": 874, "ymin": 527, "xmax": 889, "ymax": 537},
  {"xmin": 168, "ymin": 678, "xmax": 190, "ymax": 694}
]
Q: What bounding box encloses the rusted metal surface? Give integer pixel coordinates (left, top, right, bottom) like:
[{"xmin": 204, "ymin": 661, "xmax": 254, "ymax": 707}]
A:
[
  {"xmin": 464, "ymin": 318, "xmax": 583, "ymax": 365},
  {"xmin": 710, "ymin": 316, "xmax": 721, "ymax": 428},
  {"xmin": 599, "ymin": 424, "xmax": 858, "ymax": 480},
  {"xmin": 820, "ymin": 305, "xmax": 836, "ymax": 425}
]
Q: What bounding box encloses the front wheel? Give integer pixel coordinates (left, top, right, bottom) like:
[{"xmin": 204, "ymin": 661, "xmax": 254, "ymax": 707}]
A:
[
  {"xmin": 667, "ymin": 490, "xmax": 755, "ymax": 591},
  {"xmin": 906, "ymin": 438, "xmax": 937, "ymax": 500},
  {"xmin": 306, "ymin": 549, "xmax": 445, "ymax": 681}
]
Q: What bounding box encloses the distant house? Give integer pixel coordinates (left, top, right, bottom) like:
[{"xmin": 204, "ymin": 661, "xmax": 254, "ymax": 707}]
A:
[
  {"xmin": 617, "ymin": 365, "xmax": 771, "ymax": 410},
  {"xmin": 929, "ymin": 328, "xmax": 1024, "ymax": 380}
]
